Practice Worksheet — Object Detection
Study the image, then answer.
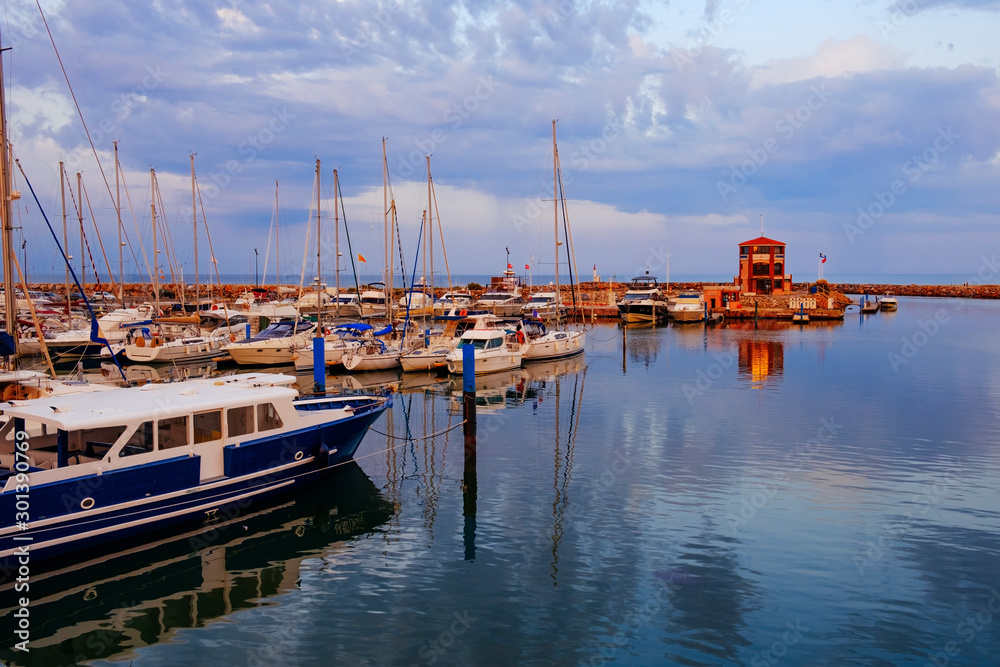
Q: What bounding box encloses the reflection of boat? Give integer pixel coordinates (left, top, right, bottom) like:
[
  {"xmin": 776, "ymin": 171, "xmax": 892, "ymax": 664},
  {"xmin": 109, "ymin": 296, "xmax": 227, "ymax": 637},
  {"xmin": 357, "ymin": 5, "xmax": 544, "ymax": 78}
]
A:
[
  {"xmin": 0, "ymin": 373, "xmax": 390, "ymax": 570},
  {"xmin": 326, "ymin": 368, "xmax": 403, "ymax": 393},
  {"xmin": 668, "ymin": 291, "xmax": 705, "ymax": 322},
  {"xmin": 0, "ymin": 462, "xmax": 393, "ymax": 665},
  {"xmin": 445, "ymin": 328, "xmax": 522, "ymax": 375},
  {"xmin": 878, "ymin": 293, "xmax": 898, "ymax": 311},
  {"xmin": 521, "ymin": 355, "xmax": 586, "ymax": 381},
  {"xmin": 616, "ymin": 273, "xmax": 669, "ymax": 323},
  {"xmin": 446, "ymin": 368, "xmax": 522, "ymax": 412}
]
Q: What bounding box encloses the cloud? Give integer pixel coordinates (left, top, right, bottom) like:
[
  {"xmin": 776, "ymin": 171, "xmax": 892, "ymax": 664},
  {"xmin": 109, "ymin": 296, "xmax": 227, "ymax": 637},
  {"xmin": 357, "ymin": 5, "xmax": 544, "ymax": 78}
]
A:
[{"xmin": 750, "ymin": 36, "xmax": 905, "ymax": 88}]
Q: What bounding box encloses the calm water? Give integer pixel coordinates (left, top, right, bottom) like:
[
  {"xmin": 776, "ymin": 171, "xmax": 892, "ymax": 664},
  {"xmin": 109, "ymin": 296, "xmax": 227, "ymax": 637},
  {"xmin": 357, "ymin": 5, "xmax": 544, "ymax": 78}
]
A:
[{"xmin": 3, "ymin": 296, "xmax": 1000, "ymax": 666}]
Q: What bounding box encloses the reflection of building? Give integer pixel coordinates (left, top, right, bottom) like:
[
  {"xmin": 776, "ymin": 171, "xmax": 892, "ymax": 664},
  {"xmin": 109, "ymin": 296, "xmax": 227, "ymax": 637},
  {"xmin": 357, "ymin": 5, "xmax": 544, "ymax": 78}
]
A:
[
  {"xmin": 738, "ymin": 339, "xmax": 784, "ymax": 384},
  {"xmin": 736, "ymin": 236, "xmax": 793, "ymax": 295}
]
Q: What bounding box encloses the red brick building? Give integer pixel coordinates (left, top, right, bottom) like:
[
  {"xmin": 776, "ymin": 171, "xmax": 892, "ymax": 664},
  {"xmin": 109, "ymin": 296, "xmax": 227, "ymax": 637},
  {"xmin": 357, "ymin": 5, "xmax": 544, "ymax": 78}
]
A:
[{"xmin": 736, "ymin": 236, "xmax": 793, "ymax": 294}]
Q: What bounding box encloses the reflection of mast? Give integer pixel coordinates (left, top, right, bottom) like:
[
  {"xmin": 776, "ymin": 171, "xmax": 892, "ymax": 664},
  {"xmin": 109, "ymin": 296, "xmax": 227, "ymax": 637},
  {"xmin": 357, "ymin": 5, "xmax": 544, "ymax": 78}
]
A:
[{"xmin": 549, "ymin": 367, "xmax": 586, "ymax": 584}]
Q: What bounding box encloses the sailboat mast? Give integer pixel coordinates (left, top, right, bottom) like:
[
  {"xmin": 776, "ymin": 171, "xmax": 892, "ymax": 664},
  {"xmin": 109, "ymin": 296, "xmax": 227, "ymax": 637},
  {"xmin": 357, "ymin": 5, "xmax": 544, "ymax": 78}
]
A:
[
  {"xmin": 426, "ymin": 155, "xmax": 433, "ymax": 302},
  {"xmin": 191, "ymin": 153, "xmax": 198, "ymax": 307},
  {"xmin": 274, "ymin": 179, "xmax": 280, "ymax": 289},
  {"xmin": 333, "ymin": 169, "xmax": 340, "ymax": 307},
  {"xmin": 151, "ymin": 168, "xmax": 159, "ymax": 313},
  {"xmin": 0, "ymin": 35, "xmax": 15, "ymax": 344},
  {"xmin": 552, "ymin": 120, "xmax": 560, "ymax": 302},
  {"xmin": 382, "ymin": 138, "xmax": 391, "ymax": 304},
  {"xmin": 60, "ymin": 163, "xmax": 69, "ymax": 316},
  {"xmin": 114, "ymin": 142, "xmax": 124, "ymax": 304},
  {"xmin": 315, "ymin": 158, "xmax": 322, "ymax": 324},
  {"xmin": 77, "ymin": 171, "xmax": 84, "ymax": 289}
]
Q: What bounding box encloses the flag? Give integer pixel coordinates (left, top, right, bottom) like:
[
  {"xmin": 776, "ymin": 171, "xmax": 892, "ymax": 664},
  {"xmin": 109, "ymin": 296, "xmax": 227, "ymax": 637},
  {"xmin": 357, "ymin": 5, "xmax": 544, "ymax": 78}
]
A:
[
  {"xmin": 358, "ymin": 253, "xmax": 367, "ymax": 263},
  {"xmin": 525, "ymin": 264, "xmax": 530, "ymax": 270},
  {"xmin": 507, "ymin": 263, "xmax": 513, "ymax": 269},
  {"xmin": 819, "ymin": 253, "xmax": 827, "ymax": 264}
]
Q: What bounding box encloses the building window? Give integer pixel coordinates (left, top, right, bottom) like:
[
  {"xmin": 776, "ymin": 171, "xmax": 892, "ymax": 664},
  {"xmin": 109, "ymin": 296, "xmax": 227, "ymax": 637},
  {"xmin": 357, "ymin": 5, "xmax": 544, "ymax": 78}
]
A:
[
  {"xmin": 774, "ymin": 263, "xmax": 783, "ymax": 275},
  {"xmin": 740, "ymin": 246, "xmax": 749, "ymax": 255},
  {"xmin": 752, "ymin": 263, "xmax": 770, "ymax": 277}
]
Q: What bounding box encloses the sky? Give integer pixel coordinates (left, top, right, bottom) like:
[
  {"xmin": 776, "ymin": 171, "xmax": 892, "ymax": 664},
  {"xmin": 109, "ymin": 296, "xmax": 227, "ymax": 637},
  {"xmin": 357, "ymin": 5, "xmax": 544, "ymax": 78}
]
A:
[{"xmin": 3, "ymin": 0, "xmax": 1000, "ymax": 287}]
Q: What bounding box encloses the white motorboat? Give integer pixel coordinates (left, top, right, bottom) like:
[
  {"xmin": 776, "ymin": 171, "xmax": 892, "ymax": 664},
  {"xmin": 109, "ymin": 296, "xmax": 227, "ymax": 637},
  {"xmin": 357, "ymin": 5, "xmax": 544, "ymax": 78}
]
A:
[
  {"xmin": 399, "ymin": 282, "xmax": 435, "ymax": 317},
  {"xmin": 518, "ymin": 320, "xmax": 585, "ymax": 361},
  {"xmin": 475, "ymin": 270, "xmax": 525, "ymax": 317},
  {"xmin": 359, "ymin": 283, "xmax": 391, "ymax": 319},
  {"xmin": 445, "ymin": 327, "xmax": 523, "ymax": 375},
  {"xmin": 434, "ymin": 291, "xmax": 473, "ymax": 314},
  {"xmin": 617, "ymin": 274, "xmax": 669, "ymax": 323},
  {"xmin": 400, "ymin": 313, "xmax": 501, "ymax": 372},
  {"xmin": 224, "ymin": 319, "xmax": 317, "ymax": 366},
  {"xmin": 878, "ymin": 293, "xmax": 898, "ymax": 311},
  {"xmin": 521, "ymin": 291, "xmax": 568, "ymax": 320},
  {"xmin": 668, "ymin": 291, "xmax": 705, "ymax": 323}
]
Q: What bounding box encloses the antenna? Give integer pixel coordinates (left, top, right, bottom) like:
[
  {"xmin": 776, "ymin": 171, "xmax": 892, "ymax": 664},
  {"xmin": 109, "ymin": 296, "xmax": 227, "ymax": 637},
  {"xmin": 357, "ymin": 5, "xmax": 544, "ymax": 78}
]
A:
[{"xmin": 760, "ymin": 213, "xmax": 764, "ymax": 237}]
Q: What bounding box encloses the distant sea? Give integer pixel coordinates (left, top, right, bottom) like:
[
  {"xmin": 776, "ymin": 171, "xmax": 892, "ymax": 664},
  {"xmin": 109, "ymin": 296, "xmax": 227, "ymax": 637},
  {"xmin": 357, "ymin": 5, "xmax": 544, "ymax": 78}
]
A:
[{"xmin": 20, "ymin": 272, "xmax": 991, "ymax": 286}]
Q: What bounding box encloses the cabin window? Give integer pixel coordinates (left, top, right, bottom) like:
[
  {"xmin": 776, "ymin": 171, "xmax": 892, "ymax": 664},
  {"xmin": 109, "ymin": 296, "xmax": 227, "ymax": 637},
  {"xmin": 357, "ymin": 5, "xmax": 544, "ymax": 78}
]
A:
[
  {"xmin": 194, "ymin": 410, "xmax": 223, "ymax": 444},
  {"xmin": 121, "ymin": 422, "xmax": 154, "ymax": 457},
  {"xmin": 158, "ymin": 416, "xmax": 189, "ymax": 450},
  {"xmin": 257, "ymin": 403, "xmax": 283, "ymax": 432},
  {"xmin": 227, "ymin": 406, "xmax": 254, "ymax": 437},
  {"xmin": 73, "ymin": 425, "xmax": 127, "ymax": 462}
]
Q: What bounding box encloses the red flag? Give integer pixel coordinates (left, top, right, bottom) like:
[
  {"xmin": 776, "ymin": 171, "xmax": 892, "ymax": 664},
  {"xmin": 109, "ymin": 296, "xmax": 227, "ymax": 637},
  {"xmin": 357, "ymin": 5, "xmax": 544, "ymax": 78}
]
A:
[
  {"xmin": 525, "ymin": 264, "xmax": 530, "ymax": 270},
  {"xmin": 507, "ymin": 263, "xmax": 513, "ymax": 269}
]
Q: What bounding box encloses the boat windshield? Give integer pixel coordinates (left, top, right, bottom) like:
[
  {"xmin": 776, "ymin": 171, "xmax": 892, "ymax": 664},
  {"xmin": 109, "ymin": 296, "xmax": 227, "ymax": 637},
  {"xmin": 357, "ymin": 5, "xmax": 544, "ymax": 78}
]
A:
[
  {"xmin": 623, "ymin": 293, "xmax": 652, "ymax": 302},
  {"xmin": 255, "ymin": 321, "xmax": 308, "ymax": 339},
  {"xmin": 528, "ymin": 296, "xmax": 553, "ymax": 304},
  {"xmin": 456, "ymin": 338, "xmax": 490, "ymax": 349}
]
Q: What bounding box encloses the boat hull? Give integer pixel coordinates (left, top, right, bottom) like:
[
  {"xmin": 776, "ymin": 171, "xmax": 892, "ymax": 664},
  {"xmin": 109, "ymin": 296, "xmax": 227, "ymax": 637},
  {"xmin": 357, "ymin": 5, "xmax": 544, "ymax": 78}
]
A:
[
  {"xmin": 342, "ymin": 352, "xmax": 401, "ymax": 371},
  {"xmin": 617, "ymin": 303, "xmax": 668, "ymax": 323},
  {"xmin": 521, "ymin": 332, "xmax": 585, "ymax": 361},
  {"xmin": 0, "ymin": 400, "xmax": 389, "ymax": 570},
  {"xmin": 124, "ymin": 338, "xmax": 229, "ymax": 364},
  {"xmin": 401, "ymin": 347, "xmax": 450, "ymax": 372},
  {"xmin": 669, "ymin": 309, "xmax": 704, "ymax": 322},
  {"xmin": 447, "ymin": 351, "xmax": 523, "ymax": 375}
]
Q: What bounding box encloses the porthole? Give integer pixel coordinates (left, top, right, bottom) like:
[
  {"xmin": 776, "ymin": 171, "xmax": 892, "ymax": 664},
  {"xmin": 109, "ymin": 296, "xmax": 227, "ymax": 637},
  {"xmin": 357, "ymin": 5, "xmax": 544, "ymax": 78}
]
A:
[{"xmin": 81, "ymin": 497, "xmax": 95, "ymax": 510}]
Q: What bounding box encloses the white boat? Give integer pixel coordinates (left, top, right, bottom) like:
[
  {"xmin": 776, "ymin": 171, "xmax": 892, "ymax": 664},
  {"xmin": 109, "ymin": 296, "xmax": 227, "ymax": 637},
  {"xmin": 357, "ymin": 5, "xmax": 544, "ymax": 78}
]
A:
[
  {"xmin": 123, "ymin": 312, "xmax": 249, "ymax": 363},
  {"xmin": 224, "ymin": 319, "xmax": 317, "ymax": 366},
  {"xmin": 359, "ymin": 283, "xmax": 391, "ymax": 319},
  {"xmin": 668, "ymin": 291, "xmax": 705, "ymax": 323},
  {"xmin": 616, "ymin": 274, "xmax": 669, "ymax": 323},
  {"xmin": 342, "ymin": 339, "xmax": 402, "ymax": 371},
  {"xmin": 879, "ymin": 293, "xmax": 898, "ymax": 311},
  {"xmin": 399, "ymin": 282, "xmax": 435, "ymax": 317},
  {"xmin": 475, "ymin": 270, "xmax": 525, "ymax": 317},
  {"xmin": 521, "ymin": 291, "xmax": 568, "ymax": 320},
  {"xmin": 518, "ymin": 320, "xmax": 585, "ymax": 361},
  {"xmin": 291, "ymin": 323, "xmax": 370, "ymax": 371},
  {"xmin": 434, "ymin": 291, "xmax": 473, "ymax": 314},
  {"xmin": 37, "ymin": 307, "xmax": 155, "ymax": 358},
  {"xmin": 335, "ymin": 292, "xmax": 362, "ymax": 318},
  {"xmin": 0, "ymin": 372, "xmax": 391, "ymax": 569},
  {"xmin": 445, "ymin": 327, "xmax": 523, "ymax": 375},
  {"xmin": 400, "ymin": 313, "xmax": 501, "ymax": 372},
  {"xmin": 0, "ymin": 369, "xmax": 116, "ymax": 402}
]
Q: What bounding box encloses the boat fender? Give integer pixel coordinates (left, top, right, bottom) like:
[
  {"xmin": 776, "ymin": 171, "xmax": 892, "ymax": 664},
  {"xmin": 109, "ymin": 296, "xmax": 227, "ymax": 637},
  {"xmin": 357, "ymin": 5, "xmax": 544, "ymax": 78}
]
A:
[
  {"xmin": 135, "ymin": 336, "xmax": 145, "ymax": 348},
  {"xmin": 212, "ymin": 304, "xmax": 218, "ymax": 310},
  {"xmin": 230, "ymin": 333, "xmax": 237, "ymax": 343},
  {"xmin": 317, "ymin": 443, "xmax": 330, "ymax": 468},
  {"xmin": 516, "ymin": 330, "xmax": 525, "ymax": 344}
]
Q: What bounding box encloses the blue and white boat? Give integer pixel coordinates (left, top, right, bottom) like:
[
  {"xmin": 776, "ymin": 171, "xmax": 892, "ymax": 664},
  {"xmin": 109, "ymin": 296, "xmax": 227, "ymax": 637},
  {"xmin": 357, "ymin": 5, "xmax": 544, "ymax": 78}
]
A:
[{"xmin": 0, "ymin": 372, "xmax": 390, "ymax": 569}]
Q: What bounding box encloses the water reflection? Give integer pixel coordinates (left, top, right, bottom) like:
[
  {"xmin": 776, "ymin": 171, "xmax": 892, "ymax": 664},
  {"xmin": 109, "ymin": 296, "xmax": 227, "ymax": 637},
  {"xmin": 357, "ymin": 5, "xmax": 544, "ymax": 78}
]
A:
[
  {"xmin": 0, "ymin": 463, "xmax": 392, "ymax": 667},
  {"xmin": 738, "ymin": 338, "xmax": 784, "ymax": 387}
]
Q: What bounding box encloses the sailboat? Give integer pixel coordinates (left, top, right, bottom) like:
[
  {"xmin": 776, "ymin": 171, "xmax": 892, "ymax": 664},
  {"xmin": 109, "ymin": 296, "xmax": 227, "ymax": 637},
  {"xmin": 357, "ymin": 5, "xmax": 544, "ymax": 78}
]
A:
[{"xmin": 519, "ymin": 121, "xmax": 585, "ymax": 361}]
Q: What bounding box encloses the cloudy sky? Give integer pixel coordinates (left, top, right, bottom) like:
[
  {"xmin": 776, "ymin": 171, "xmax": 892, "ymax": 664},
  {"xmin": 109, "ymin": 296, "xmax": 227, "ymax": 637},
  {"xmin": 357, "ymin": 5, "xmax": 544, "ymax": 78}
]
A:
[{"xmin": 5, "ymin": 0, "xmax": 1000, "ymax": 286}]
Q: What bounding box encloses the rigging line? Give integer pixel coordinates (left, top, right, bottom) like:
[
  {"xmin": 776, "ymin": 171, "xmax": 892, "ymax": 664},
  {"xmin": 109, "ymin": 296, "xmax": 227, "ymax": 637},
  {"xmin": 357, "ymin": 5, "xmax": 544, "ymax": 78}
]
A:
[
  {"xmin": 336, "ymin": 173, "xmax": 363, "ymax": 299},
  {"xmin": 195, "ymin": 175, "xmax": 230, "ymax": 318},
  {"xmin": 34, "ymin": 0, "xmax": 126, "ymax": 254},
  {"xmin": 80, "ymin": 180, "xmax": 109, "ymax": 285},
  {"xmin": 116, "ymin": 151, "xmax": 149, "ymax": 282},
  {"xmin": 14, "ymin": 157, "xmax": 128, "ymax": 383},
  {"xmin": 368, "ymin": 419, "xmax": 467, "ymax": 441},
  {"xmin": 11, "ymin": 246, "xmax": 56, "ymax": 377}
]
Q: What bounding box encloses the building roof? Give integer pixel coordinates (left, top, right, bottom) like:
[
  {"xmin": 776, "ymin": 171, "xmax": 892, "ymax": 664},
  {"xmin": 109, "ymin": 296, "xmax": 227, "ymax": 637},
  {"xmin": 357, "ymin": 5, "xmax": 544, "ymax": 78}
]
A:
[{"xmin": 739, "ymin": 236, "xmax": 785, "ymax": 246}]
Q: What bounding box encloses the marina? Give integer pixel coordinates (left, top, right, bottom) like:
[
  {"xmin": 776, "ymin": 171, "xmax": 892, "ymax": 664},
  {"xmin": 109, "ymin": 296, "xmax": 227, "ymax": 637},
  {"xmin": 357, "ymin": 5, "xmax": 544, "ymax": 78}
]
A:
[{"xmin": 1, "ymin": 297, "xmax": 998, "ymax": 664}]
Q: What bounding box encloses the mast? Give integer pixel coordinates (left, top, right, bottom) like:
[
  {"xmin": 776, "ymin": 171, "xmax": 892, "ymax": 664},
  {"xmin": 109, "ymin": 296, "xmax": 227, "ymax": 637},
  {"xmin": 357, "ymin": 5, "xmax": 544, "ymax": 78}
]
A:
[
  {"xmin": 315, "ymin": 158, "xmax": 322, "ymax": 325},
  {"xmin": 333, "ymin": 169, "xmax": 340, "ymax": 310},
  {"xmin": 151, "ymin": 168, "xmax": 159, "ymax": 313},
  {"xmin": 426, "ymin": 155, "xmax": 433, "ymax": 303},
  {"xmin": 191, "ymin": 153, "xmax": 198, "ymax": 307},
  {"xmin": 0, "ymin": 34, "xmax": 15, "ymax": 346},
  {"xmin": 382, "ymin": 138, "xmax": 390, "ymax": 304},
  {"xmin": 60, "ymin": 162, "xmax": 69, "ymax": 316},
  {"xmin": 77, "ymin": 171, "xmax": 84, "ymax": 291},
  {"xmin": 275, "ymin": 179, "xmax": 280, "ymax": 290},
  {"xmin": 552, "ymin": 120, "xmax": 560, "ymax": 306},
  {"xmin": 114, "ymin": 142, "xmax": 123, "ymax": 304}
]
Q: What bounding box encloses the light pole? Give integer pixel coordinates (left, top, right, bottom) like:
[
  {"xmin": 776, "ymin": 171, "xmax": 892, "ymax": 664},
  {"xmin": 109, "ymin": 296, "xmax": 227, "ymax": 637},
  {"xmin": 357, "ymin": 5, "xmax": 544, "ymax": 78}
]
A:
[{"xmin": 254, "ymin": 248, "xmax": 259, "ymax": 287}]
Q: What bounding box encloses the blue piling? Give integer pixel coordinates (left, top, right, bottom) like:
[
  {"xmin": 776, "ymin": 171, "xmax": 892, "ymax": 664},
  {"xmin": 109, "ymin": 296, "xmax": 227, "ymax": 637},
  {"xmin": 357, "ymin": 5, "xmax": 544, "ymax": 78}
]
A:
[
  {"xmin": 313, "ymin": 336, "xmax": 325, "ymax": 392},
  {"xmin": 462, "ymin": 343, "xmax": 476, "ymax": 445}
]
